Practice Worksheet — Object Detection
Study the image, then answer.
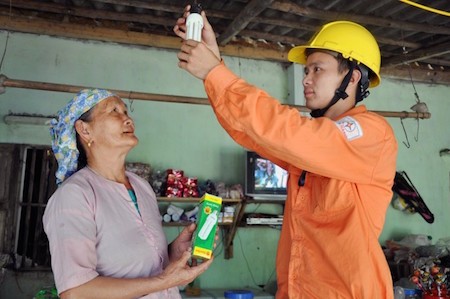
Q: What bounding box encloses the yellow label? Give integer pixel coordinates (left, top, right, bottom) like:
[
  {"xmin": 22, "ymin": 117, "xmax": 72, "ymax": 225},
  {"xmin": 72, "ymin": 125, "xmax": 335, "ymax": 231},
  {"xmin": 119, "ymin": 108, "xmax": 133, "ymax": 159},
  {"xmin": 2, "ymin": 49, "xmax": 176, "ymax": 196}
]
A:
[
  {"xmin": 202, "ymin": 193, "xmax": 222, "ymax": 205},
  {"xmin": 193, "ymin": 246, "xmax": 212, "ymax": 259}
]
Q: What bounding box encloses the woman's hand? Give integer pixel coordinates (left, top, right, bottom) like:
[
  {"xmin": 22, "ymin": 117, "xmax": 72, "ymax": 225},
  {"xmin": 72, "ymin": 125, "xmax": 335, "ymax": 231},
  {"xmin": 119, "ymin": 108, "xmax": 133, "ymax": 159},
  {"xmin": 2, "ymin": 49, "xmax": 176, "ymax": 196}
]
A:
[
  {"xmin": 160, "ymin": 249, "xmax": 213, "ymax": 288},
  {"xmin": 163, "ymin": 219, "xmax": 220, "ymax": 290},
  {"xmin": 60, "ymin": 248, "xmax": 213, "ymax": 299},
  {"xmin": 169, "ymin": 223, "xmax": 196, "ymax": 262}
]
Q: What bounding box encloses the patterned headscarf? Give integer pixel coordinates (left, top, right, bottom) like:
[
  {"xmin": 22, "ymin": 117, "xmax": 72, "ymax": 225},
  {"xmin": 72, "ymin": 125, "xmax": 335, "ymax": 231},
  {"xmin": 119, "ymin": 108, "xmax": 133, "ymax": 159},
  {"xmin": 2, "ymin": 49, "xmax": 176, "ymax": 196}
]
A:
[{"xmin": 49, "ymin": 88, "xmax": 117, "ymax": 186}]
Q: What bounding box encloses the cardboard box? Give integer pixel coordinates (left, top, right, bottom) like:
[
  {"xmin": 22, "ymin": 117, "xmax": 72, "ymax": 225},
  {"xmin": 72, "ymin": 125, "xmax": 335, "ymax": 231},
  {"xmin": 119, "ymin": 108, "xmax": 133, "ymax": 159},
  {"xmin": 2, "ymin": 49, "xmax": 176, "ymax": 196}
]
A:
[{"xmin": 192, "ymin": 193, "xmax": 222, "ymax": 259}]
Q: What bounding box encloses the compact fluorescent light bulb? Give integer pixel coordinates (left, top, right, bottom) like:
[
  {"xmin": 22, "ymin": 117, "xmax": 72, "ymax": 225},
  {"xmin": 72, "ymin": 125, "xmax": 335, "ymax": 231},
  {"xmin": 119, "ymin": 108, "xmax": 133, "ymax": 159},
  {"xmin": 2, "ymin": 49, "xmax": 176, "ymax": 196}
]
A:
[
  {"xmin": 186, "ymin": 3, "xmax": 203, "ymax": 42},
  {"xmin": 198, "ymin": 210, "xmax": 217, "ymax": 240}
]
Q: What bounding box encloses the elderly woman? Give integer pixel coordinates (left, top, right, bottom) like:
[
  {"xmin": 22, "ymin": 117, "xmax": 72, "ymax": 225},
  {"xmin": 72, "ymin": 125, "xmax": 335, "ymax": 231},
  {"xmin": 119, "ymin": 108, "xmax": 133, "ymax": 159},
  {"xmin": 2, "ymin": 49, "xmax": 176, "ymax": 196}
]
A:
[{"xmin": 43, "ymin": 89, "xmax": 212, "ymax": 299}]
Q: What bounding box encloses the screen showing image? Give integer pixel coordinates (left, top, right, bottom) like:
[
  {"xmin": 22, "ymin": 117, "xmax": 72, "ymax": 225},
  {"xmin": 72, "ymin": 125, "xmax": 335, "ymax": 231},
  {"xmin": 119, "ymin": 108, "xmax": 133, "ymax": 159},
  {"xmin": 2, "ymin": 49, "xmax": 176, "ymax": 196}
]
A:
[
  {"xmin": 245, "ymin": 151, "xmax": 288, "ymax": 199},
  {"xmin": 254, "ymin": 157, "xmax": 288, "ymax": 190}
]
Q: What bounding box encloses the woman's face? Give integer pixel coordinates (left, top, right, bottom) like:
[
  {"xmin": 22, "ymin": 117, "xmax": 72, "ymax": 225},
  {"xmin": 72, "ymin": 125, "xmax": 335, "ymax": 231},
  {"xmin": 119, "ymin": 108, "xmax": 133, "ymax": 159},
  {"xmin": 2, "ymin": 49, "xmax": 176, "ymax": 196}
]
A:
[{"xmin": 87, "ymin": 96, "xmax": 138, "ymax": 152}]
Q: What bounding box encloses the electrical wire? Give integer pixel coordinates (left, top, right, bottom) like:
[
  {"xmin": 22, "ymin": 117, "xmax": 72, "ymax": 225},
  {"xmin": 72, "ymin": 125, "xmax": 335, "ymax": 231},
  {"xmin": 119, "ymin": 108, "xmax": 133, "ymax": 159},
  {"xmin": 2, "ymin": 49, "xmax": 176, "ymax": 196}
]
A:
[
  {"xmin": 232, "ymin": 202, "xmax": 278, "ymax": 289},
  {"xmin": 236, "ymin": 230, "xmax": 278, "ymax": 289},
  {"xmin": 0, "ymin": 32, "xmax": 9, "ymax": 72},
  {"xmin": 264, "ymin": 266, "xmax": 277, "ymax": 291},
  {"xmin": 399, "ymin": 0, "xmax": 450, "ymax": 17},
  {"xmin": 0, "ymin": 0, "xmax": 12, "ymax": 72},
  {"xmin": 407, "ymin": 64, "xmax": 421, "ymax": 143},
  {"xmin": 398, "ymin": 34, "xmax": 421, "ymax": 149},
  {"xmin": 236, "ymin": 232, "xmax": 262, "ymax": 288},
  {"xmin": 407, "ymin": 65, "xmax": 421, "ymax": 104},
  {"xmin": 212, "ymin": 227, "xmax": 224, "ymax": 256},
  {"xmin": 250, "ymin": 203, "xmax": 262, "ymax": 213}
]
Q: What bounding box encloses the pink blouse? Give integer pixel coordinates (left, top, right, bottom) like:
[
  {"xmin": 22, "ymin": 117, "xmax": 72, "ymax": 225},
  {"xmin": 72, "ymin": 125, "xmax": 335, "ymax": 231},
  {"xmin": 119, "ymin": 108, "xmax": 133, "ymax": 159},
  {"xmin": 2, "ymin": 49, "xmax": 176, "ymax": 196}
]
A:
[{"xmin": 43, "ymin": 167, "xmax": 181, "ymax": 298}]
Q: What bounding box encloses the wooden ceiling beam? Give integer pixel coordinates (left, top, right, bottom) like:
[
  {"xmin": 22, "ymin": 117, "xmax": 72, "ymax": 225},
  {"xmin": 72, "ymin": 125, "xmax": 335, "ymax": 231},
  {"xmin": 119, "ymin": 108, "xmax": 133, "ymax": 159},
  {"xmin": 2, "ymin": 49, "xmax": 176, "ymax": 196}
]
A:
[
  {"xmin": 240, "ymin": 29, "xmax": 306, "ymax": 46},
  {"xmin": 381, "ymin": 66, "xmax": 450, "ymax": 85},
  {"xmin": 0, "ymin": 0, "xmax": 425, "ymax": 49},
  {"xmin": 4, "ymin": 0, "xmax": 448, "ymax": 37},
  {"xmin": 422, "ymin": 58, "xmax": 450, "ymax": 68},
  {"xmin": 0, "ymin": 14, "xmax": 287, "ymax": 61},
  {"xmin": 92, "ymin": 0, "xmax": 182, "ymax": 13},
  {"xmin": 271, "ymin": 0, "xmax": 450, "ymax": 35},
  {"xmin": 0, "ymin": 14, "xmax": 448, "ymax": 85},
  {"xmin": 0, "ymin": 0, "xmax": 181, "ymax": 14},
  {"xmin": 383, "ymin": 41, "xmax": 450, "ymax": 67},
  {"xmin": 0, "ymin": 0, "xmax": 174, "ymax": 26},
  {"xmin": 217, "ymin": 0, "xmax": 275, "ymax": 46}
]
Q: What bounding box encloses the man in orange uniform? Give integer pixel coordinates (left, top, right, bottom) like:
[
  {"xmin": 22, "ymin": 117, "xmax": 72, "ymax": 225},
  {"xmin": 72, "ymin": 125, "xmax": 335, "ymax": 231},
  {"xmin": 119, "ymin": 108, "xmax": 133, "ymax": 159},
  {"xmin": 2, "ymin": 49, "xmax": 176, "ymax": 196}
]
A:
[{"xmin": 175, "ymin": 8, "xmax": 397, "ymax": 299}]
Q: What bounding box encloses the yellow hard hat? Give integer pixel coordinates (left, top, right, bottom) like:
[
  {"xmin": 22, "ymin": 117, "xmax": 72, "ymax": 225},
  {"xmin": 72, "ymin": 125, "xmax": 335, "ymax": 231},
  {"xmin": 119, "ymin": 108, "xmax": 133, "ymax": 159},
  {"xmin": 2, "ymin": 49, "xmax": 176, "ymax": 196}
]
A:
[{"xmin": 288, "ymin": 20, "xmax": 381, "ymax": 87}]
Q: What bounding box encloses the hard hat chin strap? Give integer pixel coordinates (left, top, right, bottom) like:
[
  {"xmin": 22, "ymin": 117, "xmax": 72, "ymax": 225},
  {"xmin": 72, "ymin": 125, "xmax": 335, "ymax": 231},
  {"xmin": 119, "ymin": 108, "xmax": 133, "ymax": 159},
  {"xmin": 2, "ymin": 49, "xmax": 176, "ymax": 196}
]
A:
[
  {"xmin": 356, "ymin": 65, "xmax": 370, "ymax": 104},
  {"xmin": 310, "ymin": 62, "xmax": 356, "ymax": 118}
]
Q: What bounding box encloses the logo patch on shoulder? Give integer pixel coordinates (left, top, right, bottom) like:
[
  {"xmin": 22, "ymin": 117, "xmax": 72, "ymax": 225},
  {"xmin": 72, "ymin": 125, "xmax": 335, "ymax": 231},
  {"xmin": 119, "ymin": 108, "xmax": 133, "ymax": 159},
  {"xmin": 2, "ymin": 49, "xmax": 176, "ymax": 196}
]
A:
[{"xmin": 335, "ymin": 116, "xmax": 363, "ymax": 140}]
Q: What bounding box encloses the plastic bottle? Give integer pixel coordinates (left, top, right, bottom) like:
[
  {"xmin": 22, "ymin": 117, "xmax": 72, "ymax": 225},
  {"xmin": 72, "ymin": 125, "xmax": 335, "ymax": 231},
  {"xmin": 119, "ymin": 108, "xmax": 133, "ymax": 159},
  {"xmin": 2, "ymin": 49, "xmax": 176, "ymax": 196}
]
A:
[
  {"xmin": 223, "ymin": 206, "xmax": 235, "ymax": 223},
  {"xmin": 185, "ymin": 206, "xmax": 199, "ymax": 218},
  {"xmin": 172, "ymin": 213, "xmax": 180, "ymax": 222},
  {"xmin": 394, "ymin": 286, "xmax": 405, "ymax": 299},
  {"xmin": 163, "ymin": 214, "xmax": 171, "ymax": 223},
  {"xmin": 186, "ymin": 3, "xmax": 203, "ymax": 42},
  {"xmin": 167, "ymin": 204, "xmax": 184, "ymax": 216}
]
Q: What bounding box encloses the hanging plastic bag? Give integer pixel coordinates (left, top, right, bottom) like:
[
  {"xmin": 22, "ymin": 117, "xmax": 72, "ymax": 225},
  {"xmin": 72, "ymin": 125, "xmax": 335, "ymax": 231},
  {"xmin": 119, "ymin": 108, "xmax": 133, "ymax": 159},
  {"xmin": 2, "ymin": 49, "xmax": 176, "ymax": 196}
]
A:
[
  {"xmin": 391, "ymin": 191, "xmax": 416, "ymax": 214},
  {"xmin": 392, "ymin": 171, "xmax": 434, "ymax": 223}
]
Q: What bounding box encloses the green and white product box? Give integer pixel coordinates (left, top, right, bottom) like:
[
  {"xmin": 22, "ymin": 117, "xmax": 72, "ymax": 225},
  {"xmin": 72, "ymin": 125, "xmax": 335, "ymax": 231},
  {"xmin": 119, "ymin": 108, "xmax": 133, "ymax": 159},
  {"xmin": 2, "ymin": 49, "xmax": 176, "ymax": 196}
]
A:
[{"xmin": 192, "ymin": 193, "xmax": 222, "ymax": 259}]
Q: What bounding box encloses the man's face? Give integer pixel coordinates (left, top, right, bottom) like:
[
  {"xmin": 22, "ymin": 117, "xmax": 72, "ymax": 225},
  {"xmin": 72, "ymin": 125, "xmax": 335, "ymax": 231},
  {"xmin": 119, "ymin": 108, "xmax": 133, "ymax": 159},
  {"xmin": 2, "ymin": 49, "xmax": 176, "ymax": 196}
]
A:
[{"xmin": 302, "ymin": 51, "xmax": 347, "ymax": 110}]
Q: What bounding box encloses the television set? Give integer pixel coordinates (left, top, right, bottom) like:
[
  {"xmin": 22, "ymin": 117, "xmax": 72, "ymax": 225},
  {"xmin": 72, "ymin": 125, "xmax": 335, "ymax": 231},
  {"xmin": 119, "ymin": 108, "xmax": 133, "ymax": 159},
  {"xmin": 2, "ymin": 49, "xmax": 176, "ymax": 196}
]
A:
[{"xmin": 245, "ymin": 151, "xmax": 288, "ymax": 200}]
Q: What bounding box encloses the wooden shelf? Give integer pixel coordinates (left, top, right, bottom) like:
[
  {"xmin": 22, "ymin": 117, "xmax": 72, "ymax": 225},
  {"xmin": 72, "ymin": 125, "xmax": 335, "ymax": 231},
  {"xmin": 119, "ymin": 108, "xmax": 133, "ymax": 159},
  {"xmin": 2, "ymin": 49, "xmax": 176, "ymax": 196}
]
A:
[
  {"xmin": 162, "ymin": 221, "xmax": 233, "ymax": 227},
  {"xmin": 244, "ymin": 198, "xmax": 286, "ymax": 204},
  {"xmin": 238, "ymin": 223, "xmax": 283, "ymax": 228},
  {"xmin": 157, "ymin": 197, "xmax": 241, "ymax": 203}
]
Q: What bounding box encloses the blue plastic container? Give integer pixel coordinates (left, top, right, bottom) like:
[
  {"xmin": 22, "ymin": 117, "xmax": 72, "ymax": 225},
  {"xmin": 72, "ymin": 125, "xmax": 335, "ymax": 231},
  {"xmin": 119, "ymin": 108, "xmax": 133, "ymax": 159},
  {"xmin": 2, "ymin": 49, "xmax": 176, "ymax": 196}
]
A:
[
  {"xmin": 224, "ymin": 289, "xmax": 254, "ymax": 299},
  {"xmin": 404, "ymin": 288, "xmax": 421, "ymax": 298}
]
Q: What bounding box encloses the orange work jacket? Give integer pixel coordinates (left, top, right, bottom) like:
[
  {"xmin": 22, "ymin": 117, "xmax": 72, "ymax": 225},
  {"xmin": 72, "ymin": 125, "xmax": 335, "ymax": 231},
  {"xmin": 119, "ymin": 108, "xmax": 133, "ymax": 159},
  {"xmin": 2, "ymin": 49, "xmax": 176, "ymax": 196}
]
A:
[{"xmin": 204, "ymin": 64, "xmax": 398, "ymax": 299}]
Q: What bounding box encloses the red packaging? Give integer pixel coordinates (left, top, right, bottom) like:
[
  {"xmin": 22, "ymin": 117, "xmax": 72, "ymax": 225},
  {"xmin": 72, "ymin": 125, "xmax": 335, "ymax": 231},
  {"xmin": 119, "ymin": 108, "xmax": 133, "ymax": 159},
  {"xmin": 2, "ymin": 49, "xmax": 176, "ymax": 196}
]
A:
[
  {"xmin": 182, "ymin": 177, "xmax": 198, "ymax": 188},
  {"xmin": 166, "ymin": 169, "xmax": 184, "ymax": 178},
  {"xmin": 423, "ymin": 295, "xmax": 450, "ymax": 299},
  {"xmin": 165, "ymin": 170, "xmax": 199, "ymax": 198}
]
